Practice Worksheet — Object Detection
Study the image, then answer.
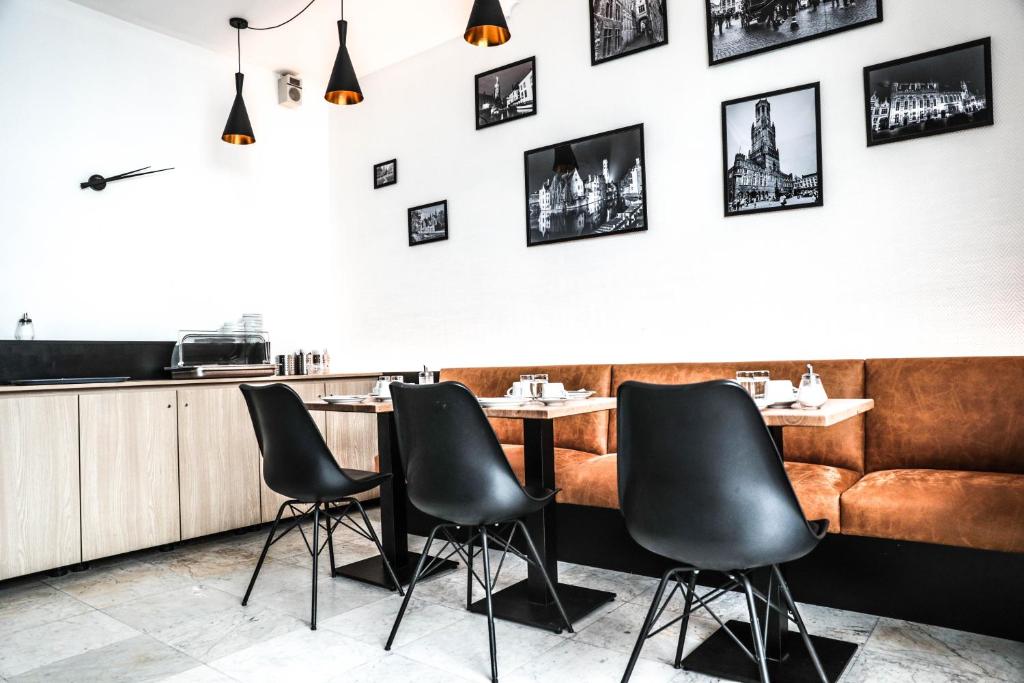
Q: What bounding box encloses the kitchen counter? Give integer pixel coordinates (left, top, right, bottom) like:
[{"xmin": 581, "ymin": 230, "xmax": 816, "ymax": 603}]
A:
[{"xmin": 0, "ymin": 372, "xmax": 381, "ymax": 395}]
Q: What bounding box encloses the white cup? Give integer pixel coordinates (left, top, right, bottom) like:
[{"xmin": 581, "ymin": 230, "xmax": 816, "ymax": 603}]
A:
[
  {"xmin": 541, "ymin": 382, "xmax": 566, "ymax": 399},
  {"xmin": 374, "ymin": 380, "xmax": 391, "ymax": 398},
  {"xmin": 764, "ymin": 380, "xmax": 796, "ymax": 406},
  {"xmin": 506, "ymin": 382, "xmax": 526, "ymax": 398}
]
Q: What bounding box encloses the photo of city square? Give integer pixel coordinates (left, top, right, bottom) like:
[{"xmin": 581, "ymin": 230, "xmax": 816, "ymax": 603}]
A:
[
  {"xmin": 707, "ymin": 0, "xmax": 882, "ymax": 65},
  {"xmin": 591, "ymin": 0, "xmax": 667, "ymax": 65},
  {"xmin": 722, "ymin": 83, "xmax": 822, "ymax": 216},
  {"xmin": 525, "ymin": 125, "xmax": 647, "ymax": 247}
]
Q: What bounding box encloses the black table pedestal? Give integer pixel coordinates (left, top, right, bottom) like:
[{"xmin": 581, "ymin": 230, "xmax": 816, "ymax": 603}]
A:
[
  {"xmin": 334, "ymin": 552, "xmax": 459, "ymax": 589},
  {"xmin": 469, "ymin": 579, "xmax": 616, "ymax": 633}
]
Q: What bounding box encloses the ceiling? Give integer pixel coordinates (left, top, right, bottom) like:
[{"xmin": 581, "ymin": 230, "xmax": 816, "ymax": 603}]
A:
[{"xmin": 67, "ymin": 0, "xmax": 522, "ymax": 79}]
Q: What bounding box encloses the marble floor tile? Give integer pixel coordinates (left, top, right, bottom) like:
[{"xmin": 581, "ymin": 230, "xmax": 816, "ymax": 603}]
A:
[
  {"xmin": 343, "ymin": 652, "xmax": 473, "ymax": 682},
  {"xmin": 396, "ymin": 612, "xmax": 565, "ymax": 682},
  {"xmin": 199, "ymin": 558, "xmax": 310, "ymax": 600},
  {"xmin": 320, "ymin": 595, "xmax": 469, "ymax": 649},
  {"xmin": 9, "ymin": 635, "xmax": 199, "ymax": 683},
  {"xmin": 0, "ymin": 610, "xmax": 139, "ymax": 678},
  {"xmin": 41, "ymin": 560, "xmax": 195, "ymax": 610},
  {"xmin": 794, "ymin": 602, "xmax": 878, "ymax": 645},
  {"xmin": 103, "ymin": 584, "xmax": 242, "ymax": 634},
  {"xmin": 0, "ymin": 580, "xmax": 92, "ymax": 637},
  {"xmin": 252, "ymin": 572, "xmax": 394, "ymax": 624},
  {"xmin": 146, "ymin": 543, "xmax": 264, "ymax": 581},
  {"xmin": 208, "ymin": 627, "xmax": 381, "ymax": 683},
  {"xmin": 842, "ymin": 646, "xmax": 1013, "ymax": 683},
  {"xmin": 156, "ymin": 665, "xmax": 238, "ymax": 683},
  {"xmin": 503, "ymin": 637, "xmax": 681, "ymax": 683},
  {"xmin": 152, "ymin": 603, "xmax": 308, "ymax": 663},
  {"xmin": 559, "ymin": 564, "xmax": 655, "ymax": 604}
]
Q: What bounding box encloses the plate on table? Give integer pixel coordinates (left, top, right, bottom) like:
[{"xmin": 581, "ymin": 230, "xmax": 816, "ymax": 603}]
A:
[
  {"xmin": 323, "ymin": 395, "xmax": 366, "ymax": 404},
  {"xmin": 367, "ymin": 394, "xmax": 392, "ymax": 402},
  {"xmin": 478, "ymin": 397, "xmax": 531, "ymax": 408},
  {"xmin": 565, "ymin": 390, "xmax": 595, "ymax": 400},
  {"xmin": 765, "ymin": 400, "xmax": 798, "ymax": 409},
  {"xmin": 538, "ymin": 397, "xmax": 569, "ymax": 405}
]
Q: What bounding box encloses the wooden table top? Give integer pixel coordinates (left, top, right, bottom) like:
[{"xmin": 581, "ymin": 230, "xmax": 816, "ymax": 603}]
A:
[
  {"xmin": 761, "ymin": 398, "xmax": 874, "ymax": 427},
  {"xmin": 304, "ymin": 396, "xmax": 619, "ymax": 419}
]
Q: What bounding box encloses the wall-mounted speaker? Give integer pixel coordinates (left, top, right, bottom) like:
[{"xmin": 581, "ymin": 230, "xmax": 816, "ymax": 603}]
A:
[{"xmin": 277, "ymin": 73, "xmax": 302, "ymax": 108}]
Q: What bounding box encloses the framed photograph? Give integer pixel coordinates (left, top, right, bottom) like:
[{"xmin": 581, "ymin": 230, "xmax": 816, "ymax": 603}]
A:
[
  {"xmin": 706, "ymin": 0, "xmax": 882, "ymax": 66},
  {"xmin": 407, "ymin": 200, "xmax": 448, "ymax": 246},
  {"xmin": 864, "ymin": 37, "xmax": 993, "ymax": 147},
  {"xmin": 590, "ymin": 0, "xmax": 668, "ymax": 66},
  {"xmin": 524, "ymin": 124, "xmax": 647, "ymax": 247},
  {"xmin": 476, "ymin": 57, "xmax": 536, "ymax": 130},
  {"xmin": 721, "ymin": 82, "xmax": 823, "ymax": 217},
  {"xmin": 374, "ymin": 159, "xmax": 397, "ymax": 189}
]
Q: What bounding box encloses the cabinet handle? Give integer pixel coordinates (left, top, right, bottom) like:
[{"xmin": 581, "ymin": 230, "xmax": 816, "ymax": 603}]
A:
[
  {"xmin": 184, "ymin": 403, "xmax": 189, "ymax": 407},
  {"xmin": 167, "ymin": 404, "xmax": 172, "ymax": 408}
]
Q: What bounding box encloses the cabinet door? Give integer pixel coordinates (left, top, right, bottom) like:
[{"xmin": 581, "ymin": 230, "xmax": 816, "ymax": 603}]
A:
[
  {"xmin": 259, "ymin": 382, "xmax": 326, "ymax": 522},
  {"xmin": 325, "ymin": 379, "xmax": 380, "ymax": 502},
  {"xmin": 0, "ymin": 395, "xmax": 81, "ymax": 580},
  {"xmin": 80, "ymin": 390, "xmax": 180, "ymax": 561},
  {"xmin": 177, "ymin": 386, "xmax": 261, "ymax": 539}
]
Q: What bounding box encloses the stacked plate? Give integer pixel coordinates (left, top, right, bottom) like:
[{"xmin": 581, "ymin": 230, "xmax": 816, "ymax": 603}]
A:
[
  {"xmin": 323, "ymin": 395, "xmax": 366, "ymax": 404},
  {"xmin": 566, "ymin": 389, "xmax": 595, "ymax": 401},
  {"xmin": 478, "ymin": 396, "xmax": 531, "ymax": 408}
]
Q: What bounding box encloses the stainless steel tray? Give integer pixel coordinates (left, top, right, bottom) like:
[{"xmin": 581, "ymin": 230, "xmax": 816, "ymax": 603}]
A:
[{"xmin": 168, "ymin": 364, "xmax": 277, "ymax": 379}]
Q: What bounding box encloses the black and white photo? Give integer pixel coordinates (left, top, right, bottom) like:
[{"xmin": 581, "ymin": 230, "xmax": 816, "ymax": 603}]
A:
[
  {"xmin": 722, "ymin": 82, "xmax": 823, "ymax": 217},
  {"xmin": 590, "ymin": 0, "xmax": 668, "ymax": 65},
  {"xmin": 374, "ymin": 159, "xmax": 397, "ymax": 189},
  {"xmin": 864, "ymin": 38, "xmax": 993, "ymax": 147},
  {"xmin": 407, "ymin": 200, "xmax": 448, "ymax": 246},
  {"xmin": 707, "ymin": 0, "xmax": 882, "ymax": 66},
  {"xmin": 476, "ymin": 57, "xmax": 536, "ymax": 130},
  {"xmin": 524, "ymin": 124, "xmax": 647, "ymax": 247}
]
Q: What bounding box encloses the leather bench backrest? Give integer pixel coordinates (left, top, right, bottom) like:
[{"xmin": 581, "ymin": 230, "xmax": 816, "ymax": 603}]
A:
[
  {"xmin": 865, "ymin": 357, "xmax": 1024, "ymax": 474},
  {"xmin": 610, "ymin": 360, "xmax": 867, "ymax": 473},
  {"xmin": 439, "ymin": 365, "xmax": 613, "ymax": 455}
]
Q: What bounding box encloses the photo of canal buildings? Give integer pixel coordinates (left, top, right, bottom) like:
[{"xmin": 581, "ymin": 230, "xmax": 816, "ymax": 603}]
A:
[
  {"xmin": 525, "ymin": 124, "xmax": 647, "ymax": 247},
  {"xmin": 407, "ymin": 200, "xmax": 448, "ymax": 246},
  {"xmin": 707, "ymin": 0, "xmax": 882, "ymax": 66},
  {"xmin": 590, "ymin": 0, "xmax": 667, "ymax": 65},
  {"xmin": 476, "ymin": 57, "xmax": 536, "ymax": 130},
  {"xmin": 722, "ymin": 82, "xmax": 822, "ymax": 217},
  {"xmin": 864, "ymin": 38, "xmax": 993, "ymax": 147}
]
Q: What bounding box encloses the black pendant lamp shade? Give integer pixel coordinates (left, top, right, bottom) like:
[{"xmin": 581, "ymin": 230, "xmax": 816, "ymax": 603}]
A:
[
  {"xmin": 222, "ymin": 18, "xmax": 255, "ymax": 145},
  {"xmin": 464, "ymin": 0, "xmax": 510, "ymax": 47},
  {"xmin": 552, "ymin": 143, "xmax": 579, "ymax": 174},
  {"xmin": 325, "ymin": 20, "xmax": 363, "ymax": 105}
]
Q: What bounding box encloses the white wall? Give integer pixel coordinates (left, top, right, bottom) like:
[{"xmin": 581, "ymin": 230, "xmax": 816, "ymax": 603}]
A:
[
  {"xmin": 331, "ymin": 0, "xmax": 1024, "ymax": 370},
  {"xmin": 0, "ymin": 0, "xmax": 342, "ymax": 355}
]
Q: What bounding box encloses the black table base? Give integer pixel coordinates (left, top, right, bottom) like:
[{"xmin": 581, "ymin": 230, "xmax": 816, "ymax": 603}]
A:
[
  {"xmin": 334, "ymin": 552, "xmax": 459, "ymax": 589},
  {"xmin": 681, "ymin": 619, "xmax": 858, "ymax": 683},
  {"xmin": 469, "ymin": 579, "xmax": 616, "ymax": 633}
]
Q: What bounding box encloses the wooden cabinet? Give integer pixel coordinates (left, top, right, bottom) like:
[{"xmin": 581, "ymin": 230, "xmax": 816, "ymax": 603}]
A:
[
  {"xmin": 79, "ymin": 390, "xmax": 180, "ymax": 561},
  {"xmin": 325, "ymin": 378, "xmax": 380, "ymax": 502},
  {"xmin": 177, "ymin": 386, "xmax": 261, "ymax": 539},
  {"xmin": 259, "ymin": 382, "xmax": 327, "ymax": 522},
  {"xmin": 0, "ymin": 395, "xmax": 81, "ymax": 580}
]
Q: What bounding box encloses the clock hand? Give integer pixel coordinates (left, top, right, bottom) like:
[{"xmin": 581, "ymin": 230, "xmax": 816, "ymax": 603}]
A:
[
  {"xmin": 104, "ymin": 166, "xmax": 151, "ymax": 182},
  {"xmin": 80, "ymin": 167, "xmax": 173, "ymax": 190},
  {"xmin": 111, "ymin": 167, "xmax": 174, "ymax": 182}
]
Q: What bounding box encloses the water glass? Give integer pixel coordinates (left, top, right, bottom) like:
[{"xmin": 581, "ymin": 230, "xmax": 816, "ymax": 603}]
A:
[{"xmin": 736, "ymin": 370, "xmax": 770, "ymax": 400}]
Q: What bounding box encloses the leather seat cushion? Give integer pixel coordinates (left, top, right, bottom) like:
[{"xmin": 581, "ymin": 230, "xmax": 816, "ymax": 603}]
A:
[
  {"xmin": 500, "ymin": 444, "xmax": 599, "ymax": 491},
  {"xmin": 783, "ymin": 462, "xmax": 861, "ymax": 533},
  {"xmin": 441, "ymin": 365, "xmax": 613, "ymax": 454},
  {"xmin": 841, "ymin": 469, "xmax": 1024, "ymax": 553}
]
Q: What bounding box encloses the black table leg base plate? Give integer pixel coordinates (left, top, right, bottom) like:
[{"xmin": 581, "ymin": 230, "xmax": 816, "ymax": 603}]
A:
[
  {"xmin": 681, "ymin": 620, "xmax": 858, "ymax": 683},
  {"xmin": 469, "ymin": 580, "xmax": 616, "ymax": 634},
  {"xmin": 333, "ymin": 552, "xmax": 459, "ymax": 590}
]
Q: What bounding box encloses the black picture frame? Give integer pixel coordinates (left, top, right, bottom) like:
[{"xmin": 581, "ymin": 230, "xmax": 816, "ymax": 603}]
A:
[
  {"xmin": 863, "ymin": 37, "xmax": 994, "ymax": 147},
  {"xmin": 705, "ymin": 0, "xmax": 882, "ymax": 67},
  {"xmin": 523, "ymin": 123, "xmax": 648, "ymax": 248},
  {"xmin": 475, "ymin": 57, "xmax": 537, "ymax": 130},
  {"xmin": 407, "ymin": 200, "xmax": 448, "ymax": 247},
  {"xmin": 721, "ymin": 81, "xmax": 823, "ymax": 218},
  {"xmin": 590, "ymin": 0, "xmax": 669, "ymax": 66},
  {"xmin": 374, "ymin": 159, "xmax": 397, "ymax": 189}
]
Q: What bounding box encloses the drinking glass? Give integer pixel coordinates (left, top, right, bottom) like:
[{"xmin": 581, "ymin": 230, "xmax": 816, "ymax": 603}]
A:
[
  {"xmin": 520, "ymin": 375, "xmax": 536, "ymax": 398},
  {"xmin": 736, "ymin": 371, "xmax": 770, "ymax": 400}
]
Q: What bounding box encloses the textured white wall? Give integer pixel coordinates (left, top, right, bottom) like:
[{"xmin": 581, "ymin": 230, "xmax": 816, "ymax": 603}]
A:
[
  {"xmin": 0, "ymin": 0, "xmax": 343, "ymax": 356},
  {"xmin": 330, "ymin": 0, "xmax": 1024, "ymax": 370}
]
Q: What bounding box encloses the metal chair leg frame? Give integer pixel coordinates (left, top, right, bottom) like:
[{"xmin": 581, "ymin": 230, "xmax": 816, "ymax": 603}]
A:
[
  {"xmin": 673, "ymin": 570, "xmax": 698, "ymax": 668},
  {"xmin": 480, "ymin": 526, "xmax": 499, "ymax": 683},
  {"xmin": 772, "ymin": 565, "xmax": 828, "ymax": 683},
  {"xmin": 242, "ymin": 501, "xmax": 287, "ymax": 606},
  {"xmin": 513, "ymin": 520, "xmax": 574, "ymax": 634},
  {"xmin": 622, "ymin": 568, "xmax": 675, "ymax": 683},
  {"xmin": 386, "ymin": 525, "xmax": 442, "ymax": 650},
  {"xmin": 739, "ymin": 573, "xmax": 771, "ymax": 683},
  {"xmin": 466, "ymin": 528, "xmax": 476, "ymax": 610},
  {"xmin": 311, "ymin": 504, "xmax": 320, "ymax": 630},
  {"xmin": 352, "ymin": 500, "xmax": 405, "ymax": 596}
]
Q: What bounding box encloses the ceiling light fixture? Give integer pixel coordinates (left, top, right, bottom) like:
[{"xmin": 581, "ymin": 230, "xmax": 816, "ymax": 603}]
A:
[
  {"xmin": 221, "ymin": 18, "xmax": 255, "ymax": 145},
  {"xmin": 465, "ymin": 0, "xmax": 511, "ymax": 47},
  {"xmin": 325, "ymin": 0, "xmax": 364, "ymax": 105}
]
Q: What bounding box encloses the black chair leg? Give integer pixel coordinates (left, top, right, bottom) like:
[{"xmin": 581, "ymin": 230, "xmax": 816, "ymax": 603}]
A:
[
  {"xmin": 310, "ymin": 503, "xmax": 320, "ymax": 630},
  {"xmin": 622, "ymin": 568, "xmax": 673, "ymax": 683},
  {"xmin": 386, "ymin": 525, "xmax": 441, "ymax": 650},
  {"xmin": 514, "ymin": 520, "xmax": 573, "ymax": 634},
  {"xmin": 739, "ymin": 573, "xmax": 771, "ymax": 683},
  {"xmin": 326, "ymin": 507, "xmax": 337, "ymax": 578},
  {"xmin": 353, "ymin": 499, "xmax": 404, "ymax": 596},
  {"xmin": 242, "ymin": 501, "xmax": 288, "ymax": 606},
  {"xmin": 673, "ymin": 570, "xmax": 698, "ymax": 668},
  {"xmin": 772, "ymin": 565, "xmax": 828, "ymax": 683},
  {"xmin": 480, "ymin": 526, "xmax": 499, "ymax": 683},
  {"xmin": 466, "ymin": 527, "xmax": 476, "ymax": 610}
]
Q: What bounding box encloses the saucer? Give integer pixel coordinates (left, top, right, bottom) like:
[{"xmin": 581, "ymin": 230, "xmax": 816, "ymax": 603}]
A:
[
  {"xmin": 323, "ymin": 395, "xmax": 366, "ymax": 404},
  {"xmin": 766, "ymin": 400, "xmax": 798, "ymax": 409},
  {"xmin": 566, "ymin": 390, "xmax": 595, "ymax": 400},
  {"xmin": 538, "ymin": 397, "xmax": 569, "ymax": 405},
  {"xmin": 479, "ymin": 397, "xmax": 530, "ymax": 407},
  {"xmin": 367, "ymin": 394, "xmax": 392, "ymax": 402}
]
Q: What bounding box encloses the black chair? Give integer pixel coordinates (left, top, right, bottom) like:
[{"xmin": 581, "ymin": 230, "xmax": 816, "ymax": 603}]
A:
[
  {"xmin": 385, "ymin": 382, "xmax": 573, "ymax": 683},
  {"xmin": 617, "ymin": 380, "xmax": 829, "ymax": 683},
  {"xmin": 239, "ymin": 383, "xmax": 403, "ymax": 630}
]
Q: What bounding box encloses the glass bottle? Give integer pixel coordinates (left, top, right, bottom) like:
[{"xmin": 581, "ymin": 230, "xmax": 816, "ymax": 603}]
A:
[{"xmin": 14, "ymin": 313, "xmax": 35, "ymax": 340}]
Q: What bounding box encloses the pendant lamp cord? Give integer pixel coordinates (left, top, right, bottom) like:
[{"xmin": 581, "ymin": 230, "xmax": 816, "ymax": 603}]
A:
[
  {"xmin": 236, "ymin": 27, "xmax": 241, "ymax": 72},
  {"xmin": 247, "ymin": 0, "xmax": 320, "ymax": 31}
]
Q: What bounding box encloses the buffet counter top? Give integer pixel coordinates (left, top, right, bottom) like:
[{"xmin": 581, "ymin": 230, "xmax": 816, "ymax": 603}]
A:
[{"xmin": 0, "ymin": 372, "xmax": 381, "ymax": 395}]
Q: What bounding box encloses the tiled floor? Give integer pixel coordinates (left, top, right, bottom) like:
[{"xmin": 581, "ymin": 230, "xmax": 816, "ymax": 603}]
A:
[{"xmin": 1, "ymin": 511, "xmax": 1021, "ymax": 682}]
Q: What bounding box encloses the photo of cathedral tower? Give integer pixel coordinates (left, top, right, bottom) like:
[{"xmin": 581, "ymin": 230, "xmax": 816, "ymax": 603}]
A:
[{"xmin": 722, "ymin": 82, "xmax": 823, "ymax": 217}]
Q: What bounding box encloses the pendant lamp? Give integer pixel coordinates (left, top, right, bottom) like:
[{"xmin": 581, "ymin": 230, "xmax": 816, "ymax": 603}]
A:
[
  {"xmin": 552, "ymin": 143, "xmax": 579, "ymax": 174},
  {"xmin": 325, "ymin": 0, "xmax": 363, "ymax": 104},
  {"xmin": 222, "ymin": 18, "xmax": 255, "ymax": 145},
  {"xmin": 465, "ymin": 0, "xmax": 511, "ymax": 47}
]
